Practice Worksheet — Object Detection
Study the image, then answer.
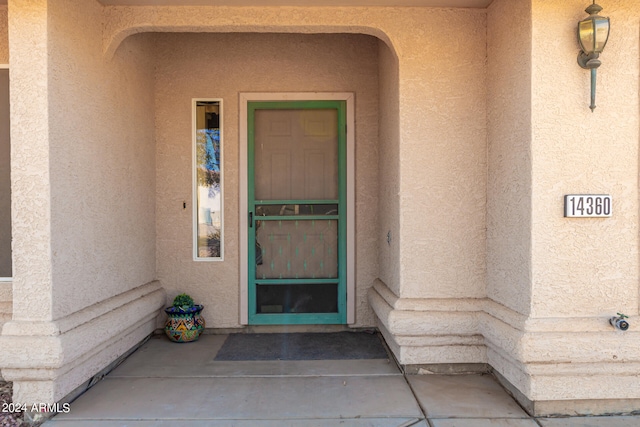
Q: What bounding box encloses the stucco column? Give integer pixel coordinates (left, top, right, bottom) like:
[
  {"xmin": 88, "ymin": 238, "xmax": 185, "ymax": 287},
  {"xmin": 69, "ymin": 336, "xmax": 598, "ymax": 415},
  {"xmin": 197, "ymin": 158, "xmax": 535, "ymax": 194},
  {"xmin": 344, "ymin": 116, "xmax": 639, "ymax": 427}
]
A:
[
  {"xmin": 0, "ymin": 0, "xmax": 164, "ymax": 410},
  {"xmin": 484, "ymin": 0, "xmax": 640, "ymax": 415},
  {"xmin": 520, "ymin": 0, "xmax": 640, "ymax": 413},
  {"xmin": 101, "ymin": 3, "xmax": 490, "ymax": 366},
  {"xmin": 0, "ymin": 0, "xmax": 62, "ymax": 410},
  {"xmin": 5, "ymin": 0, "xmax": 53, "ymax": 321},
  {"xmin": 370, "ymin": 8, "xmax": 489, "ymax": 367}
]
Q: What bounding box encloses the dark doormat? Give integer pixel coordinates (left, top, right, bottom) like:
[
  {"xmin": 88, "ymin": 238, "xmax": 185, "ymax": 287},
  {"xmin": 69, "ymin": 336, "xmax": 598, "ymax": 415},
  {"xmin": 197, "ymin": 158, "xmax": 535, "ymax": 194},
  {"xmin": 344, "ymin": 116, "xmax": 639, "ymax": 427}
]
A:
[{"xmin": 214, "ymin": 332, "xmax": 389, "ymax": 361}]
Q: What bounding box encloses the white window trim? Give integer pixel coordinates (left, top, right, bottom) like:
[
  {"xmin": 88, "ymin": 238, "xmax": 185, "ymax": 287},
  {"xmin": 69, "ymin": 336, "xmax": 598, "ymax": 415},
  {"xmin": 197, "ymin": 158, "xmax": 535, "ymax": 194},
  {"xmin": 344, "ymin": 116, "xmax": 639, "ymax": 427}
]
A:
[
  {"xmin": 0, "ymin": 64, "xmax": 10, "ymax": 281},
  {"xmin": 192, "ymin": 98, "xmax": 224, "ymax": 262},
  {"xmin": 239, "ymin": 92, "xmax": 356, "ymax": 325}
]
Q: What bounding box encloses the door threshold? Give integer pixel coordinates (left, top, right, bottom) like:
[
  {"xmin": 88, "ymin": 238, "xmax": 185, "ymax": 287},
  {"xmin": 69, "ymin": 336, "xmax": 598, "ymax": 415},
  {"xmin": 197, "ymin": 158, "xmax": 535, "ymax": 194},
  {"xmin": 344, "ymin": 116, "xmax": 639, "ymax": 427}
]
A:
[{"xmin": 203, "ymin": 325, "xmax": 373, "ymax": 334}]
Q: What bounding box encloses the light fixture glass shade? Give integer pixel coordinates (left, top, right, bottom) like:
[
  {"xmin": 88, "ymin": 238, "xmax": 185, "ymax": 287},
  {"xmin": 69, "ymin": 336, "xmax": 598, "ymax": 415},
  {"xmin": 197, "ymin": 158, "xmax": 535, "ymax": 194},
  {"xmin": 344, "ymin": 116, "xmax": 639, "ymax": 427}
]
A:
[
  {"xmin": 577, "ymin": 2, "xmax": 610, "ymax": 111},
  {"xmin": 578, "ymin": 15, "xmax": 610, "ymax": 55}
]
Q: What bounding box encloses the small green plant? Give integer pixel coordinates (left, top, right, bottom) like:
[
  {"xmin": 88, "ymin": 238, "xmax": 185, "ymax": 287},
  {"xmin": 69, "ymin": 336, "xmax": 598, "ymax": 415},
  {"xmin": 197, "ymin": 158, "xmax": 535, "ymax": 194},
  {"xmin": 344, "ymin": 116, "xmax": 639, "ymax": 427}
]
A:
[{"xmin": 172, "ymin": 293, "xmax": 195, "ymax": 308}]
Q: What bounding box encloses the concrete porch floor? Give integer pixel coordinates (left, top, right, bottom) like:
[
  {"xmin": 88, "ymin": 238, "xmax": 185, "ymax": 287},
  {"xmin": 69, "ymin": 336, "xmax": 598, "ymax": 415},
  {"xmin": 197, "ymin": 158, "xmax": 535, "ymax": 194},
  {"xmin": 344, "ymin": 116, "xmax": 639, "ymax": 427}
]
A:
[{"xmin": 43, "ymin": 334, "xmax": 640, "ymax": 427}]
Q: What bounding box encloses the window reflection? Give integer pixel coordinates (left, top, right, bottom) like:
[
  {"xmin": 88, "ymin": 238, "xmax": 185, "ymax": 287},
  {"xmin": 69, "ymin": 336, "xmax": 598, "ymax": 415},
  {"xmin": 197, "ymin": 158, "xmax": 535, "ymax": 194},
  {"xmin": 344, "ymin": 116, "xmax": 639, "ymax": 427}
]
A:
[{"xmin": 195, "ymin": 100, "xmax": 222, "ymax": 259}]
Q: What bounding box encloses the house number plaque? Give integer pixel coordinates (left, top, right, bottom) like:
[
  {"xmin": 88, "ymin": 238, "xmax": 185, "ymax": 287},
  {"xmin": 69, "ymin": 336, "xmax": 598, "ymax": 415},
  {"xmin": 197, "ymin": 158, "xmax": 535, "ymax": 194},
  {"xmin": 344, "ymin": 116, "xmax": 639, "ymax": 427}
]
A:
[{"xmin": 564, "ymin": 194, "xmax": 612, "ymax": 218}]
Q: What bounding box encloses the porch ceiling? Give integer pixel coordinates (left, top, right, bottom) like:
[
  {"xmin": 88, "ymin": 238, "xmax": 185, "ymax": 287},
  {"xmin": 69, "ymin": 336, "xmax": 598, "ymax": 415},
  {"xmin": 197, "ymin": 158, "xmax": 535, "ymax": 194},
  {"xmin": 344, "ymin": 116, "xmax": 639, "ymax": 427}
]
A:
[{"xmin": 96, "ymin": 0, "xmax": 493, "ymax": 7}]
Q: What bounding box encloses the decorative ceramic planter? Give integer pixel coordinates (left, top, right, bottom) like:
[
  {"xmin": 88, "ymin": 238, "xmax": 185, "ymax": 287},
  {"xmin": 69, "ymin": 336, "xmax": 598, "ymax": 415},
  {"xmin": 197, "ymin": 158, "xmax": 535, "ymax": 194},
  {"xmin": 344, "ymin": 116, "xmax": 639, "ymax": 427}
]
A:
[{"xmin": 164, "ymin": 305, "xmax": 205, "ymax": 343}]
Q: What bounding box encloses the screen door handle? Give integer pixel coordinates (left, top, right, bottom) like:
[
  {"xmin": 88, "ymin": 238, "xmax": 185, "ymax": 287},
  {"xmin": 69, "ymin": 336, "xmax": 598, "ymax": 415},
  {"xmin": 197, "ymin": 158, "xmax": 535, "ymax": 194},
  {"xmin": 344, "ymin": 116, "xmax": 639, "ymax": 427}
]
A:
[{"xmin": 249, "ymin": 212, "xmax": 253, "ymax": 228}]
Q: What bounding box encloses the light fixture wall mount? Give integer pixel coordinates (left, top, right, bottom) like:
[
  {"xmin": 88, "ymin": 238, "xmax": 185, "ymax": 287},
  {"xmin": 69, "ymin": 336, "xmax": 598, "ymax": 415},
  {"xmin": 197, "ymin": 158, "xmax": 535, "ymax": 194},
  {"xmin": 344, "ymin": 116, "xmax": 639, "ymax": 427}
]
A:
[{"xmin": 577, "ymin": 1, "xmax": 610, "ymax": 111}]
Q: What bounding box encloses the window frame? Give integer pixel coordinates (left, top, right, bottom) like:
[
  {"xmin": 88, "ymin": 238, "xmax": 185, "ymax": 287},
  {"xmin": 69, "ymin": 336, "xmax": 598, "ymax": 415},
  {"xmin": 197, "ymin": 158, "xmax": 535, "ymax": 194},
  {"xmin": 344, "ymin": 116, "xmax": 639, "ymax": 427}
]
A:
[
  {"xmin": 238, "ymin": 92, "xmax": 355, "ymax": 324},
  {"xmin": 192, "ymin": 98, "xmax": 224, "ymax": 262}
]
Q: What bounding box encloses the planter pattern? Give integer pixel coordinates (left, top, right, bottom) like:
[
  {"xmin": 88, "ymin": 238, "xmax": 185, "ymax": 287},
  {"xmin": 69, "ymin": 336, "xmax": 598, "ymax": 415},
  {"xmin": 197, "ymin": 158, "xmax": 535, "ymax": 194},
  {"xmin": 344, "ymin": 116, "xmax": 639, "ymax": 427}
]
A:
[{"xmin": 164, "ymin": 305, "xmax": 205, "ymax": 343}]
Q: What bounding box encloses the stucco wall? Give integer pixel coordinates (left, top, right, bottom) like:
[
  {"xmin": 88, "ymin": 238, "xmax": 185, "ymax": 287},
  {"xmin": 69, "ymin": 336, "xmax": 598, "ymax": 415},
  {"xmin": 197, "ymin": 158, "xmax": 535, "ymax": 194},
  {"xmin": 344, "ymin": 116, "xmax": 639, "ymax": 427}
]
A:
[
  {"xmin": 154, "ymin": 32, "xmax": 380, "ymax": 327},
  {"xmin": 7, "ymin": 0, "xmax": 157, "ymax": 321},
  {"xmin": 105, "ymin": 6, "xmax": 489, "ymax": 304},
  {"xmin": 7, "ymin": 0, "xmax": 53, "ymax": 320},
  {"xmin": 377, "ymin": 39, "xmax": 400, "ymax": 296},
  {"xmin": 486, "ymin": 0, "xmax": 532, "ymax": 315},
  {"xmin": 1, "ymin": 0, "xmax": 163, "ymax": 405},
  {"xmin": 530, "ymin": 0, "xmax": 640, "ymax": 319},
  {"xmin": 47, "ymin": 0, "xmax": 157, "ymax": 319},
  {"xmin": 5, "ymin": 0, "xmax": 638, "ymax": 411},
  {"xmin": 0, "ymin": 6, "xmax": 7, "ymax": 63},
  {"xmin": 396, "ymin": 9, "xmax": 487, "ymax": 299},
  {"xmin": 483, "ymin": 0, "xmax": 640, "ymax": 410}
]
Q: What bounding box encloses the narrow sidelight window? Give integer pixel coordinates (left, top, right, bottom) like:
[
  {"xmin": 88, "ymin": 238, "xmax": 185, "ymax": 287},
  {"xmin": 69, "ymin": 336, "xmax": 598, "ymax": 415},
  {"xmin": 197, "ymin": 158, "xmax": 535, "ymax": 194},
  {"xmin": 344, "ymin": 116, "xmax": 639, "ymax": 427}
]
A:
[
  {"xmin": 194, "ymin": 99, "xmax": 223, "ymax": 260},
  {"xmin": 0, "ymin": 68, "xmax": 11, "ymax": 278}
]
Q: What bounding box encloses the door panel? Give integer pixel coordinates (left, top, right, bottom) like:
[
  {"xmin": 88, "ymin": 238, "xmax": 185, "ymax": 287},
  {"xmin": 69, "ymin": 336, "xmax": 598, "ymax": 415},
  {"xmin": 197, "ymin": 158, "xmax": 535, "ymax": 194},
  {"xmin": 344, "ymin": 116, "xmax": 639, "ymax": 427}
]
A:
[
  {"xmin": 254, "ymin": 109, "xmax": 338, "ymax": 201},
  {"xmin": 255, "ymin": 219, "xmax": 338, "ymax": 280},
  {"xmin": 248, "ymin": 101, "xmax": 346, "ymax": 324},
  {"xmin": 256, "ymin": 284, "xmax": 338, "ymax": 314}
]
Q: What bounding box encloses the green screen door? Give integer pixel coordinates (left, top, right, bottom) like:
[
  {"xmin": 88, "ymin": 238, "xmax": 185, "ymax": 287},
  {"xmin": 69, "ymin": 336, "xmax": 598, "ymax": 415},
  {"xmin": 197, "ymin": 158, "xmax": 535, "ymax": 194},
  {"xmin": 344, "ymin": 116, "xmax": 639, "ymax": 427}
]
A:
[{"xmin": 248, "ymin": 101, "xmax": 347, "ymax": 324}]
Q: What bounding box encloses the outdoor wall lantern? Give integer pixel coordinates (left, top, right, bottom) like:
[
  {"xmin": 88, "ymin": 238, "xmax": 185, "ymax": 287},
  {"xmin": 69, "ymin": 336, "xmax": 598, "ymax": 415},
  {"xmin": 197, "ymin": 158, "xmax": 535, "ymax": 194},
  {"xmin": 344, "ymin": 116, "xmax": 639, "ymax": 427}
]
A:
[{"xmin": 577, "ymin": 1, "xmax": 610, "ymax": 111}]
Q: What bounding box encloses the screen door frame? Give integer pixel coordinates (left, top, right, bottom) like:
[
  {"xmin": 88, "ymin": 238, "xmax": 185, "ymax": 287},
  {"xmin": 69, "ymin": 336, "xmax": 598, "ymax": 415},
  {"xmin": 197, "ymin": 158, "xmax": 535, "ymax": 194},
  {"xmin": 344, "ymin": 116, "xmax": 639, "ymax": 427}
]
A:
[{"xmin": 239, "ymin": 93, "xmax": 355, "ymax": 325}]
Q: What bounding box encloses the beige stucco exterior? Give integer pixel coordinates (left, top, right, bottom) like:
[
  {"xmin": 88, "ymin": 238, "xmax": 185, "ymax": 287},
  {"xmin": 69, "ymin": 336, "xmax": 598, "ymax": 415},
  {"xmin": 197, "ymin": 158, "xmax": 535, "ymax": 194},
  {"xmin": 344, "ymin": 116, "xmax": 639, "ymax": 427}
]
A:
[
  {"xmin": 483, "ymin": 0, "xmax": 640, "ymax": 413},
  {"xmin": 530, "ymin": 0, "xmax": 639, "ymax": 319},
  {"xmin": 0, "ymin": 0, "xmax": 164, "ymax": 404},
  {"xmin": 154, "ymin": 32, "xmax": 380, "ymax": 328},
  {"xmin": 487, "ymin": 0, "xmax": 532, "ymax": 318},
  {"xmin": 0, "ymin": 0, "xmax": 639, "ymax": 417}
]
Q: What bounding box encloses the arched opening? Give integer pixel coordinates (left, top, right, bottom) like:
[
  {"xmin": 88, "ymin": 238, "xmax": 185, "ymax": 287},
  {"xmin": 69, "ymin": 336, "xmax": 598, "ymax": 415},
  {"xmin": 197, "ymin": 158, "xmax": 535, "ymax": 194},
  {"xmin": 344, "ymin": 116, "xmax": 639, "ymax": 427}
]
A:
[{"xmin": 138, "ymin": 31, "xmax": 400, "ymax": 328}]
